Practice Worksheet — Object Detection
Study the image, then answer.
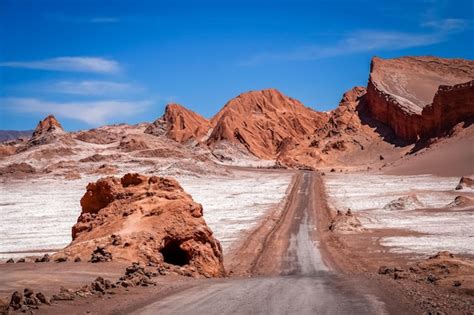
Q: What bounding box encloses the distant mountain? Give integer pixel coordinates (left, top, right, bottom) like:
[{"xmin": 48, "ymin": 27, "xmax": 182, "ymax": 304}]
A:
[{"xmin": 0, "ymin": 130, "xmax": 32, "ymax": 142}]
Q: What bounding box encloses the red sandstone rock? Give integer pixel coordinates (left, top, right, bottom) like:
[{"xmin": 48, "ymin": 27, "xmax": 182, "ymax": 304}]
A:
[
  {"xmin": 207, "ymin": 89, "xmax": 328, "ymax": 160},
  {"xmin": 365, "ymin": 56, "xmax": 474, "ymax": 141},
  {"xmin": 17, "ymin": 115, "xmax": 76, "ymax": 152},
  {"xmin": 145, "ymin": 103, "xmax": 211, "ymax": 144},
  {"xmin": 32, "ymin": 115, "xmax": 63, "ymax": 138},
  {"xmin": 28, "ymin": 115, "xmax": 65, "ymax": 146},
  {"xmin": 57, "ymin": 173, "xmax": 224, "ymax": 277}
]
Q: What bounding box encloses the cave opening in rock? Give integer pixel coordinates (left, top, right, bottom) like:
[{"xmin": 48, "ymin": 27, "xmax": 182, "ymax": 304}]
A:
[{"xmin": 160, "ymin": 240, "xmax": 190, "ymax": 266}]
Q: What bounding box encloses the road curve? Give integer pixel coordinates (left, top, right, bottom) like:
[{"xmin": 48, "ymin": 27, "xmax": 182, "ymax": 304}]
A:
[{"xmin": 135, "ymin": 172, "xmax": 388, "ymax": 315}]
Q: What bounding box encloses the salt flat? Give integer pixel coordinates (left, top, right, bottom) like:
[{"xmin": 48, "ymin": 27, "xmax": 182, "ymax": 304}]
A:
[
  {"xmin": 324, "ymin": 173, "xmax": 474, "ymax": 256},
  {"xmin": 0, "ymin": 171, "xmax": 292, "ymax": 260}
]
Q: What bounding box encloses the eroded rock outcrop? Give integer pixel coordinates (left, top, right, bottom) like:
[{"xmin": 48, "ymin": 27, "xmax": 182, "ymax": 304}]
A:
[
  {"xmin": 0, "ymin": 162, "xmax": 36, "ymax": 177},
  {"xmin": 383, "ymin": 195, "xmax": 423, "ymax": 210},
  {"xmin": 56, "ymin": 173, "xmax": 224, "ymax": 277},
  {"xmin": 379, "ymin": 251, "xmax": 474, "ymax": 295},
  {"xmin": 145, "ymin": 103, "xmax": 211, "ymax": 144},
  {"xmin": 27, "ymin": 115, "xmax": 66, "ymax": 147},
  {"xmin": 329, "ymin": 209, "xmax": 364, "ymax": 233},
  {"xmin": 365, "ymin": 56, "xmax": 474, "ymax": 141},
  {"xmin": 448, "ymin": 195, "xmax": 474, "ymax": 208},
  {"xmin": 455, "ymin": 176, "xmax": 474, "ymax": 190}
]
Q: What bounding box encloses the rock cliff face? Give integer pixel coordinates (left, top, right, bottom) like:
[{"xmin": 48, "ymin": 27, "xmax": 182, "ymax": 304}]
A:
[
  {"xmin": 422, "ymin": 80, "xmax": 474, "ymax": 137},
  {"xmin": 207, "ymin": 89, "xmax": 328, "ymax": 160},
  {"xmin": 365, "ymin": 56, "xmax": 474, "ymax": 141},
  {"xmin": 58, "ymin": 173, "xmax": 224, "ymax": 277},
  {"xmin": 145, "ymin": 103, "xmax": 211, "ymax": 144}
]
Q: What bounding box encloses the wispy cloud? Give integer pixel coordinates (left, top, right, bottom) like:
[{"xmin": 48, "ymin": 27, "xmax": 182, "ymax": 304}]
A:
[
  {"xmin": 46, "ymin": 14, "xmax": 120, "ymax": 24},
  {"xmin": 50, "ymin": 80, "xmax": 136, "ymax": 95},
  {"xmin": 421, "ymin": 18, "xmax": 469, "ymax": 32},
  {"xmin": 241, "ymin": 30, "xmax": 443, "ymax": 65},
  {"xmin": 0, "ymin": 57, "xmax": 120, "ymax": 74},
  {"xmin": 2, "ymin": 97, "xmax": 151, "ymax": 125}
]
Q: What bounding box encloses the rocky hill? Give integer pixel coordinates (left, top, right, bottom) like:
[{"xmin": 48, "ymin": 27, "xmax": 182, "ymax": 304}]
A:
[
  {"xmin": 207, "ymin": 89, "xmax": 328, "ymax": 160},
  {"xmin": 24, "ymin": 115, "xmax": 74, "ymax": 149},
  {"xmin": 145, "ymin": 103, "xmax": 211, "ymax": 144}
]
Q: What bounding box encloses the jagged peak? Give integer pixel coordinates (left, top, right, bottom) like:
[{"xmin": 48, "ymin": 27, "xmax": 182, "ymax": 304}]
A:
[{"xmin": 32, "ymin": 114, "xmax": 64, "ymax": 138}]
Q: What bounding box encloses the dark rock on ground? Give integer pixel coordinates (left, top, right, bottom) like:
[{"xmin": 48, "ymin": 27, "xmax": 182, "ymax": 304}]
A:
[
  {"xmin": 90, "ymin": 246, "xmax": 112, "ymax": 263},
  {"xmin": 35, "ymin": 254, "xmax": 50, "ymax": 263}
]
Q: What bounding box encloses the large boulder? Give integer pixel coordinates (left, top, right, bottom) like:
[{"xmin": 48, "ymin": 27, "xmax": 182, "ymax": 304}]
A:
[{"xmin": 57, "ymin": 173, "xmax": 224, "ymax": 277}]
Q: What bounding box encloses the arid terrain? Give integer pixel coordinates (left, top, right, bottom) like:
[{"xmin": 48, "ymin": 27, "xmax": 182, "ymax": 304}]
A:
[{"xmin": 0, "ymin": 56, "xmax": 473, "ymax": 314}]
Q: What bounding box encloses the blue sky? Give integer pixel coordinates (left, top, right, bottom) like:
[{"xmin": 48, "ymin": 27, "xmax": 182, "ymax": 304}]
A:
[{"xmin": 1, "ymin": 0, "xmax": 473, "ymax": 131}]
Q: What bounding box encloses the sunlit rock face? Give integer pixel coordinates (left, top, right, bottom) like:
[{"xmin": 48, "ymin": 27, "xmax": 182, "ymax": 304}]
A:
[{"xmin": 365, "ymin": 56, "xmax": 474, "ymax": 142}]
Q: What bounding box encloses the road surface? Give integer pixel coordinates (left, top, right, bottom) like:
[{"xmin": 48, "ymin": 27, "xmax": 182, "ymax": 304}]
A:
[{"xmin": 135, "ymin": 172, "xmax": 388, "ymax": 314}]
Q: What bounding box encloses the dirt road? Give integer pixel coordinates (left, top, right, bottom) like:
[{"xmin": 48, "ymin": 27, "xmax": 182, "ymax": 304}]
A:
[{"xmin": 134, "ymin": 172, "xmax": 391, "ymax": 314}]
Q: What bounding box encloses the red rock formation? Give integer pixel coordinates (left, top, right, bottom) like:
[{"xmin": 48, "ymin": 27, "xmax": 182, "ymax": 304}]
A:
[
  {"xmin": 145, "ymin": 103, "xmax": 211, "ymax": 143},
  {"xmin": 276, "ymin": 86, "xmax": 380, "ymax": 168},
  {"xmin": 422, "ymin": 80, "xmax": 474, "ymax": 137},
  {"xmin": 207, "ymin": 89, "xmax": 328, "ymax": 160},
  {"xmin": 57, "ymin": 173, "xmax": 224, "ymax": 277},
  {"xmin": 317, "ymin": 86, "xmax": 367, "ymax": 138},
  {"xmin": 365, "ymin": 56, "xmax": 474, "ymax": 141},
  {"xmin": 24, "ymin": 115, "xmax": 72, "ymax": 148},
  {"xmin": 32, "ymin": 115, "xmax": 63, "ymax": 138}
]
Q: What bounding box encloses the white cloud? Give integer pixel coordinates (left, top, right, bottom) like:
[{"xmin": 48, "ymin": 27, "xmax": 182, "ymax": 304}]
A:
[
  {"xmin": 50, "ymin": 80, "xmax": 135, "ymax": 95},
  {"xmin": 0, "ymin": 57, "xmax": 120, "ymax": 74},
  {"xmin": 2, "ymin": 97, "xmax": 152, "ymax": 125},
  {"xmin": 241, "ymin": 30, "xmax": 443, "ymax": 65},
  {"xmin": 421, "ymin": 18, "xmax": 469, "ymax": 32}
]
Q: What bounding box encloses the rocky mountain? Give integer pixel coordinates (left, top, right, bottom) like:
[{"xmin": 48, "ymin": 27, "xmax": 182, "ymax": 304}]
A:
[
  {"xmin": 145, "ymin": 103, "xmax": 211, "ymax": 144},
  {"xmin": 207, "ymin": 89, "xmax": 328, "ymax": 160},
  {"xmin": 365, "ymin": 56, "xmax": 474, "ymax": 141},
  {"xmin": 1, "ymin": 55, "xmax": 472, "ymax": 174}
]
